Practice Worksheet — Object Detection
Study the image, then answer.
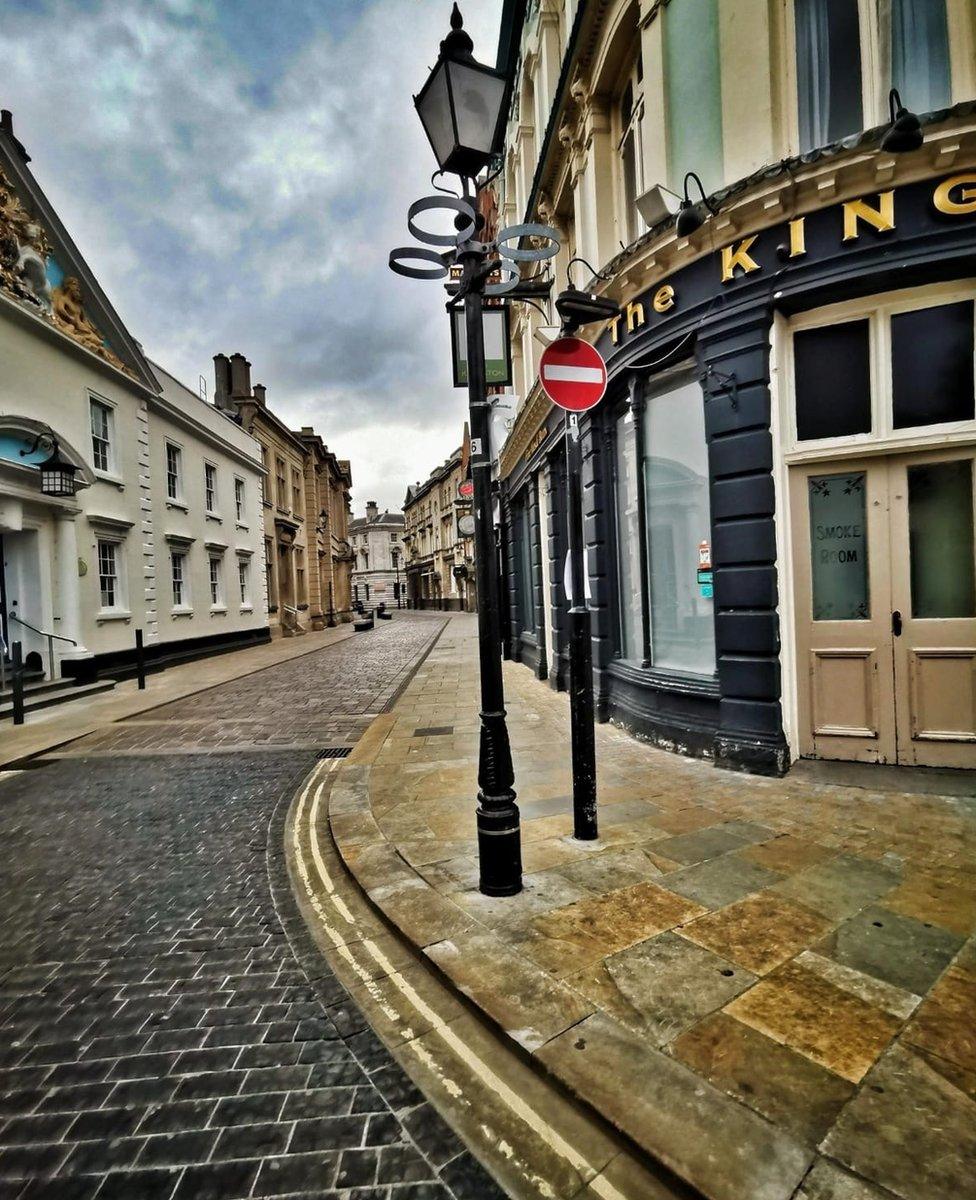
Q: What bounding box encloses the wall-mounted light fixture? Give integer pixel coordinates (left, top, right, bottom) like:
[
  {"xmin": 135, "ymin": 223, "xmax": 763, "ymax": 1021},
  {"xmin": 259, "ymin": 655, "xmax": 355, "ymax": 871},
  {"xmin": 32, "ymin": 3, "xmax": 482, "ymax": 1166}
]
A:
[
  {"xmin": 19, "ymin": 428, "xmax": 77, "ymax": 498},
  {"xmin": 676, "ymin": 172, "xmax": 719, "ymax": 238},
  {"xmin": 880, "ymin": 88, "xmax": 923, "ymax": 154}
]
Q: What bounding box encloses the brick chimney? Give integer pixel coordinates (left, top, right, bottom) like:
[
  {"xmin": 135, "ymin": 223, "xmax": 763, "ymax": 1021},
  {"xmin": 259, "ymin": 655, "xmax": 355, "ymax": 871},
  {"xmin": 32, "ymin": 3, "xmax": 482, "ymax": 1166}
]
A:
[
  {"xmin": 252, "ymin": 384, "xmax": 267, "ymax": 406},
  {"xmin": 366, "ymin": 501, "xmax": 378, "ymax": 521},
  {"xmin": 212, "ymin": 354, "xmax": 233, "ymax": 411},
  {"xmin": 229, "ymin": 352, "xmax": 252, "ymax": 400}
]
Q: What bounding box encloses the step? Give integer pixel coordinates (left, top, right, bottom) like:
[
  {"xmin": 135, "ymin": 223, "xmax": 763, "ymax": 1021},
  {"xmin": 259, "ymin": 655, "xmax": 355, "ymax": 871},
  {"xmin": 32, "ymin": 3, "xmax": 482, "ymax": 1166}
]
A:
[
  {"xmin": 0, "ymin": 676, "xmax": 69, "ymax": 704},
  {"xmin": 0, "ymin": 679, "xmax": 117, "ymax": 720}
]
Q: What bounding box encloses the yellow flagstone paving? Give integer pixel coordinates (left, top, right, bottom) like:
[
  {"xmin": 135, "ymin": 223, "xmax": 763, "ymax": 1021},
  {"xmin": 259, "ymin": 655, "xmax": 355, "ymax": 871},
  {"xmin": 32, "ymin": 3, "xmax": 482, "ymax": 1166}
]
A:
[{"xmin": 329, "ymin": 613, "xmax": 976, "ymax": 1200}]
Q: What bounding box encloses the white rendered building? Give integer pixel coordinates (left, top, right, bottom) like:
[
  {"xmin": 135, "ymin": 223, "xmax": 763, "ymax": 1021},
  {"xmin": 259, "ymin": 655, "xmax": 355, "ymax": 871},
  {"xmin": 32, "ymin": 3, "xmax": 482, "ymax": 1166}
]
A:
[{"xmin": 349, "ymin": 501, "xmax": 405, "ymax": 608}]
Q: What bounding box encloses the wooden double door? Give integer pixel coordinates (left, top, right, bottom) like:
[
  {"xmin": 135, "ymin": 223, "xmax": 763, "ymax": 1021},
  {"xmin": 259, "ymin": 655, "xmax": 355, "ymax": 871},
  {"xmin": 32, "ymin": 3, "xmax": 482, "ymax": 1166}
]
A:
[{"xmin": 792, "ymin": 448, "xmax": 976, "ymax": 768}]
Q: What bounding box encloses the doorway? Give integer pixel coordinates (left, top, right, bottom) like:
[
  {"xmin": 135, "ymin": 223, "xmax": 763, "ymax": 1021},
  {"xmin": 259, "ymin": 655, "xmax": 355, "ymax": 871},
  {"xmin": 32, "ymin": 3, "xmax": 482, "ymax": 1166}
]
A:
[{"xmin": 791, "ymin": 448, "xmax": 976, "ymax": 767}]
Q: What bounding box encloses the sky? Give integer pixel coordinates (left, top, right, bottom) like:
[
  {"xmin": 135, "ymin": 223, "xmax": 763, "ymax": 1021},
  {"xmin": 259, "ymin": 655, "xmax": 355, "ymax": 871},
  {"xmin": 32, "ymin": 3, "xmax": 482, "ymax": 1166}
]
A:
[{"xmin": 1, "ymin": 0, "xmax": 503, "ymax": 513}]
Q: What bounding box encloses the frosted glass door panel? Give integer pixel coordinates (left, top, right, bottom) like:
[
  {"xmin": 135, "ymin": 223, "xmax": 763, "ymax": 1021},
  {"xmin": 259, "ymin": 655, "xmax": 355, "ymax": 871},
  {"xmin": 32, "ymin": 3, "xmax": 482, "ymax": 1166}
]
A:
[
  {"xmin": 908, "ymin": 460, "xmax": 976, "ymax": 619},
  {"xmin": 809, "ymin": 473, "xmax": 869, "ymax": 620},
  {"xmin": 615, "ymin": 412, "xmax": 643, "ymax": 660}
]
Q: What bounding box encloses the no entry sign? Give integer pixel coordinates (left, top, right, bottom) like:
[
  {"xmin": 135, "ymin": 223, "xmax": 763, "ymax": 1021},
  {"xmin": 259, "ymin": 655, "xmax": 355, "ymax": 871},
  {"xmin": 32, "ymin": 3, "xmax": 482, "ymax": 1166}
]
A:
[{"xmin": 539, "ymin": 338, "xmax": 607, "ymax": 412}]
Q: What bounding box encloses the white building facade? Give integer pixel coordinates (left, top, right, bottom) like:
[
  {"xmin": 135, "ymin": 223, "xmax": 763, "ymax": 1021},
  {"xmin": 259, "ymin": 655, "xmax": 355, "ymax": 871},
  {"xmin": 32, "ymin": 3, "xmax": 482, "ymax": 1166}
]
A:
[
  {"xmin": 0, "ymin": 113, "xmax": 268, "ymax": 686},
  {"xmin": 349, "ymin": 501, "xmax": 405, "ymax": 607}
]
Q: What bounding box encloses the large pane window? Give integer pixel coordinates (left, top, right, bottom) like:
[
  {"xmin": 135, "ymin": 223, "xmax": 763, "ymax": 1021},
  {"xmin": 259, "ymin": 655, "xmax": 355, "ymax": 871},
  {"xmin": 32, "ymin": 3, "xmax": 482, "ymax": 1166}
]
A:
[
  {"xmin": 891, "ymin": 302, "xmax": 975, "ymax": 429},
  {"xmin": 890, "ymin": 0, "xmax": 950, "ymax": 115},
  {"xmin": 808, "ymin": 473, "xmax": 870, "ymax": 621},
  {"xmin": 615, "ymin": 410, "xmax": 642, "ymax": 660},
  {"xmin": 644, "ymin": 377, "xmax": 715, "ymax": 675},
  {"xmin": 517, "ymin": 502, "xmax": 535, "ymax": 633},
  {"xmin": 795, "ymin": 0, "xmax": 863, "ymax": 151},
  {"xmin": 794, "ymin": 321, "xmax": 872, "ymax": 441}
]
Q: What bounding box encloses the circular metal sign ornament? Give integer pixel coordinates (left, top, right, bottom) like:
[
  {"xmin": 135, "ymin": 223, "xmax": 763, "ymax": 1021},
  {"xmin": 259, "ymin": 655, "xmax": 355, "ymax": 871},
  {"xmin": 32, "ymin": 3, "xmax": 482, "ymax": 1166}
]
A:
[
  {"xmin": 494, "ymin": 223, "xmax": 561, "ymax": 262},
  {"xmin": 458, "ymin": 479, "xmax": 474, "ymax": 500},
  {"xmin": 458, "ymin": 513, "xmax": 476, "ymax": 536},
  {"xmin": 538, "ymin": 338, "xmax": 608, "ymax": 412},
  {"xmin": 388, "ymin": 246, "xmax": 451, "ymax": 280},
  {"xmin": 406, "ymin": 195, "xmax": 477, "ymax": 247}
]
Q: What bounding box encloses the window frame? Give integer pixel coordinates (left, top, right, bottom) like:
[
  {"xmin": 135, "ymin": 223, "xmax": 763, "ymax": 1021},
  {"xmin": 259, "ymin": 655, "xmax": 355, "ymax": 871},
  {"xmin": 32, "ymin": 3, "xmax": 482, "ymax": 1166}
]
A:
[
  {"xmin": 165, "ymin": 441, "xmax": 184, "ymax": 504},
  {"xmin": 237, "ymin": 555, "xmax": 252, "ymax": 610},
  {"xmin": 783, "ymin": 0, "xmax": 956, "ymax": 155},
  {"xmin": 208, "ymin": 554, "xmax": 224, "ymax": 610},
  {"xmin": 781, "ymin": 281, "xmax": 976, "ymax": 464},
  {"xmin": 234, "ymin": 476, "xmax": 246, "ymax": 524},
  {"xmin": 614, "ymin": 55, "xmax": 647, "ymax": 248},
  {"xmin": 89, "ymin": 395, "xmax": 115, "ymax": 476},
  {"xmin": 171, "ymin": 550, "xmax": 191, "ymax": 611},
  {"xmin": 204, "ymin": 461, "xmax": 218, "ymax": 516},
  {"xmin": 95, "ymin": 536, "xmax": 127, "ymax": 614}
]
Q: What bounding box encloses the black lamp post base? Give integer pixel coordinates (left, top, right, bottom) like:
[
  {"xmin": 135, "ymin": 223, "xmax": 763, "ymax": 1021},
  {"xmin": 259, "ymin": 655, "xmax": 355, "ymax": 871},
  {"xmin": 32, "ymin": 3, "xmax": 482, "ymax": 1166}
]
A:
[{"xmin": 477, "ymin": 797, "xmax": 522, "ymax": 895}]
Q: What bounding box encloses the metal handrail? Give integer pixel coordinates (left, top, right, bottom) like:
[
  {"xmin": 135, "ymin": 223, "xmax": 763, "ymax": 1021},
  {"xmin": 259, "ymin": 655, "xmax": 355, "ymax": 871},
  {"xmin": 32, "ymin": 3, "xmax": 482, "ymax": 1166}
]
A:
[
  {"xmin": 8, "ymin": 612, "xmax": 77, "ymax": 682},
  {"xmin": 7, "ymin": 613, "xmax": 77, "ymax": 646}
]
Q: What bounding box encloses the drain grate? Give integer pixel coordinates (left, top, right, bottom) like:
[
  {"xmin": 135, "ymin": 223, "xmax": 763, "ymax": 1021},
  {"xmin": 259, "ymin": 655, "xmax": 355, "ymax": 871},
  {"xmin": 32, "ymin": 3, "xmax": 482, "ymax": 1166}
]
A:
[
  {"xmin": 414, "ymin": 726, "xmax": 454, "ymax": 737},
  {"xmin": 316, "ymin": 747, "xmax": 353, "ymax": 760}
]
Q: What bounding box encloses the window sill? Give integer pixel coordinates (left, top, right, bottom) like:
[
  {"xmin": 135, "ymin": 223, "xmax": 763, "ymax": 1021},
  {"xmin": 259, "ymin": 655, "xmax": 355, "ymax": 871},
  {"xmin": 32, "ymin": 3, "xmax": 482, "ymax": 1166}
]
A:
[
  {"xmin": 94, "ymin": 470, "xmax": 125, "ymax": 489},
  {"xmin": 166, "ymin": 500, "xmax": 188, "ymax": 512},
  {"xmin": 607, "ymin": 658, "xmax": 720, "ymax": 698},
  {"xmin": 235, "ymin": 522, "xmax": 249, "ymax": 532},
  {"xmin": 171, "ymin": 608, "xmax": 194, "ymax": 618},
  {"xmin": 240, "ymin": 605, "xmax": 253, "ymax": 614},
  {"xmin": 210, "ymin": 606, "xmax": 227, "ymax": 615},
  {"xmin": 96, "ymin": 609, "xmax": 132, "ymax": 624},
  {"xmin": 205, "ymin": 513, "xmax": 222, "ymax": 523}
]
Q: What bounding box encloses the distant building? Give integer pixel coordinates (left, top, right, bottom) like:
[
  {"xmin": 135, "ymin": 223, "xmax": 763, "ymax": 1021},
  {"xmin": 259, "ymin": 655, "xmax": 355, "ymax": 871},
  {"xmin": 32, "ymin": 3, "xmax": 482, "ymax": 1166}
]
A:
[
  {"xmin": 349, "ymin": 501, "xmax": 405, "ymax": 608},
  {"xmin": 212, "ymin": 355, "xmax": 354, "ymax": 632},
  {"xmin": 402, "ymin": 447, "xmax": 475, "ymax": 612}
]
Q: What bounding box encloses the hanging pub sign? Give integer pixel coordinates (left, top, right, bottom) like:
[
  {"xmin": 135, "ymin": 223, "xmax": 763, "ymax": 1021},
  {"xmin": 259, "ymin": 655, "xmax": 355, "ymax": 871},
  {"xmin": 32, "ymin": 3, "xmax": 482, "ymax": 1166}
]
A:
[{"xmin": 451, "ymin": 303, "xmax": 512, "ymax": 387}]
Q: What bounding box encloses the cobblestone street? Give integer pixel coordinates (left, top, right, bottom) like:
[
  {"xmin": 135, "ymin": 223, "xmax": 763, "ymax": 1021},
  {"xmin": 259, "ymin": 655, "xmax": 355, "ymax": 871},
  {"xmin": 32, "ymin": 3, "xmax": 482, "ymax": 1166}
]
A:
[{"xmin": 0, "ymin": 616, "xmax": 499, "ymax": 1200}]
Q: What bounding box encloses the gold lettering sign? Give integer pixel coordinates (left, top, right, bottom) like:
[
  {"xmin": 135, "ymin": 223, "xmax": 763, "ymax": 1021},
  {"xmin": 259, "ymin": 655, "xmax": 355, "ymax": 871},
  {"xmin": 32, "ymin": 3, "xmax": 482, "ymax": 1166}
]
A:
[
  {"xmin": 842, "ymin": 191, "xmax": 895, "ymax": 241},
  {"xmin": 522, "ymin": 425, "xmax": 547, "ymax": 462},
  {"xmin": 720, "ymin": 236, "xmax": 761, "ymax": 284},
  {"xmin": 625, "ymin": 301, "xmax": 645, "ymax": 333},
  {"xmin": 609, "ymin": 313, "xmax": 623, "ymax": 345},
  {"xmin": 788, "ymin": 218, "xmax": 806, "ymax": 258},
  {"xmin": 653, "ymin": 285, "xmax": 675, "ymax": 313},
  {"xmin": 933, "ymin": 173, "xmax": 976, "ymax": 215}
]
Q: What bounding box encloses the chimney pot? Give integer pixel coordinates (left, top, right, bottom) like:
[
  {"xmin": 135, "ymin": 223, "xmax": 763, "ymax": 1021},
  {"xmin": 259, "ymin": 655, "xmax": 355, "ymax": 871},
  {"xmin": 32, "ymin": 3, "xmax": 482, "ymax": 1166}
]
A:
[
  {"xmin": 366, "ymin": 500, "xmax": 379, "ymax": 521},
  {"xmin": 252, "ymin": 383, "xmax": 267, "ymax": 405},
  {"xmin": 213, "ymin": 353, "xmax": 233, "ymax": 410},
  {"xmin": 229, "ymin": 352, "xmax": 252, "ymax": 399}
]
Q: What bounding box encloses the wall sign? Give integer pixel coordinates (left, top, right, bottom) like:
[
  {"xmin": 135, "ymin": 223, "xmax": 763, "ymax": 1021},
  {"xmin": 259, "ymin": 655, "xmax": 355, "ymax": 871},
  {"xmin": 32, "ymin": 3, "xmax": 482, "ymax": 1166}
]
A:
[{"xmin": 599, "ymin": 173, "xmax": 976, "ymax": 354}]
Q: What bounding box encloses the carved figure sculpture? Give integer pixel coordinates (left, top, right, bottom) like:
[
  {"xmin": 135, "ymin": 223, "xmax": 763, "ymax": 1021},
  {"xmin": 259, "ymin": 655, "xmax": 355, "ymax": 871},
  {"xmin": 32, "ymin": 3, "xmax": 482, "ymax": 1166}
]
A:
[{"xmin": 52, "ymin": 277, "xmax": 125, "ymax": 370}]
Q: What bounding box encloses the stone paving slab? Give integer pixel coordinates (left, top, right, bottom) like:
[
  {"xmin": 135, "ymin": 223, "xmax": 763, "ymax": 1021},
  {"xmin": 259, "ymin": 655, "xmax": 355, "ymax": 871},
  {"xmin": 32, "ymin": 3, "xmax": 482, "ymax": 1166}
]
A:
[{"xmin": 328, "ymin": 614, "xmax": 976, "ymax": 1200}]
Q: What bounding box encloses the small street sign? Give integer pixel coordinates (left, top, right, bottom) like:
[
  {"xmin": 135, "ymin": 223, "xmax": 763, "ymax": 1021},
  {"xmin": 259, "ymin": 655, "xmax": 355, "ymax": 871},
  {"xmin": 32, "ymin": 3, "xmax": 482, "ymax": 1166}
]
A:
[
  {"xmin": 458, "ymin": 479, "xmax": 474, "ymax": 500},
  {"xmin": 539, "ymin": 338, "xmax": 607, "ymax": 412},
  {"xmin": 458, "ymin": 513, "xmax": 475, "ymax": 536}
]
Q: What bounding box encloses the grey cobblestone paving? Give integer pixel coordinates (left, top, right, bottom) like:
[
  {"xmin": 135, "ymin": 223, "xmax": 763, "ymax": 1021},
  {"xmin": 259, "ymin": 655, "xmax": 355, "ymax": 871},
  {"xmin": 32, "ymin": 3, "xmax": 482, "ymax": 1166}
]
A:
[{"xmin": 0, "ymin": 617, "xmax": 503, "ymax": 1199}]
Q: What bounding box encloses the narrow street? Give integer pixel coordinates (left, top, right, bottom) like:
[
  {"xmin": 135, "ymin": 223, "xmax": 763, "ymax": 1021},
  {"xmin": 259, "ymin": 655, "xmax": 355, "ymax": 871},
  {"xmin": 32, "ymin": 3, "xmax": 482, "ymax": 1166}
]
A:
[{"xmin": 0, "ymin": 615, "xmax": 500, "ymax": 1200}]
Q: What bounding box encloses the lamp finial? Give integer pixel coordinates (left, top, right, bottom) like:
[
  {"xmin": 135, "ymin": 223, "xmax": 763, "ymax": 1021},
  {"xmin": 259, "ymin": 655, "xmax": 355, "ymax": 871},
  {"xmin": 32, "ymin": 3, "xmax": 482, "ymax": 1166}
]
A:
[{"xmin": 442, "ymin": 3, "xmax": 474, "ymax": 59}]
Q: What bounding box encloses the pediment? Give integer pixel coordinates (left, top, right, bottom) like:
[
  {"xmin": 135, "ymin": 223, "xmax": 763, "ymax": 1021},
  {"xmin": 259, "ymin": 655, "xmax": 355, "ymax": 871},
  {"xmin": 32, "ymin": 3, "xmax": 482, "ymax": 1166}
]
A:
[{"xmin": 0, "ymin": 132, "xmax": 158, "ymax": 390}]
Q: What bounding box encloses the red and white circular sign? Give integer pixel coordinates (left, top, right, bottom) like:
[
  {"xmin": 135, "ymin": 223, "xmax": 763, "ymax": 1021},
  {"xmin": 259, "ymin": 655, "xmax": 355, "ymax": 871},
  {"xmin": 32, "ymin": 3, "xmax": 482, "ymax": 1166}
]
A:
[{"xmin": 538, "ymin": 338, "xmax": 607, "ymax": 412}]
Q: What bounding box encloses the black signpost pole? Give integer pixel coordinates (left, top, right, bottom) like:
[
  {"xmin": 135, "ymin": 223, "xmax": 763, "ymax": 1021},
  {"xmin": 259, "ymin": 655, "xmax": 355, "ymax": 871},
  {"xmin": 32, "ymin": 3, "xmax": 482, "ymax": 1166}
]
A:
[
  {"xmin": 461, "ymin": 242, "xmax": 522, "ymax": 896},
  {"xmin": 564, "ymin": 414, "xmax": 598, "ymax": 840}
]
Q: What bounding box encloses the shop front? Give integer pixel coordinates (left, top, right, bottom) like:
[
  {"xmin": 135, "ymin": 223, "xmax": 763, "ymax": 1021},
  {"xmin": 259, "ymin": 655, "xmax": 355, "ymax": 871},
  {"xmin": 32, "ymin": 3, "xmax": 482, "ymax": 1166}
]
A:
[{"xmin": 501, "ymin": 170, "xmax": 976, "ymax": 774}]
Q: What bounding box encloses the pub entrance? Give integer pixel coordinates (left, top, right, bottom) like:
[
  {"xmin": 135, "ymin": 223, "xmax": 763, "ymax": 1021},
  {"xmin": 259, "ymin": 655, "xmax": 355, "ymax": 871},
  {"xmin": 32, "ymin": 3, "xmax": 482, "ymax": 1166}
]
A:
[{"xmin": 790, "ymin": 448, "xmax": 976, "ymax": 768}]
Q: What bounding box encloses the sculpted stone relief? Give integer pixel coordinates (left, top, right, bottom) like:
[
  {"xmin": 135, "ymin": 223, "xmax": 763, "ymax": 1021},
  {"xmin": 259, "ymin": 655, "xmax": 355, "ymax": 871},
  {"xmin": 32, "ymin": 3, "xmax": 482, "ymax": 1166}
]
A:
[{"xmin": 0, "ymin": 164, "xmax": 128, "ymax": 374}]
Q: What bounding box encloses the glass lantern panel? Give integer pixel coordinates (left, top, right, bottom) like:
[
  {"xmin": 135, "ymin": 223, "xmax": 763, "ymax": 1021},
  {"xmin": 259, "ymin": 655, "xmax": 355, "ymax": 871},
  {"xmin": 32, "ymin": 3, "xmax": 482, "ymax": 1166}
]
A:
[
  {"xmin": 447, "ymin": 60, "xmax": 505, "ymax": 158},
  {"xmin": 416, "ymin": 61, "xmax": 456, "ymax": 169}
]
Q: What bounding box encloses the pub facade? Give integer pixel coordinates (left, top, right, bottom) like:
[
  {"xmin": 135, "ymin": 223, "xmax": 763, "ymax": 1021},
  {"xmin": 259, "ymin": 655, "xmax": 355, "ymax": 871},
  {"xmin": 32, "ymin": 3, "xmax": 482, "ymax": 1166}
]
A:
[{"xmin": 495, "ymin": 0, "xmax": 976, "ymax": 774}]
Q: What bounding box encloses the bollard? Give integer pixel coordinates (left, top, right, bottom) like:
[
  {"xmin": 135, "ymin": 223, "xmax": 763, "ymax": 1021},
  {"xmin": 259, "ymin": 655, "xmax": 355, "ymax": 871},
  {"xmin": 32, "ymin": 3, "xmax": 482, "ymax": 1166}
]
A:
[
  {"xmin": 135, "ymin": 628, "xmax": 146, "ymax": 690},
  {"xmin": 11, "ymin": 640, "xmax": 25, "ymax": 726}
]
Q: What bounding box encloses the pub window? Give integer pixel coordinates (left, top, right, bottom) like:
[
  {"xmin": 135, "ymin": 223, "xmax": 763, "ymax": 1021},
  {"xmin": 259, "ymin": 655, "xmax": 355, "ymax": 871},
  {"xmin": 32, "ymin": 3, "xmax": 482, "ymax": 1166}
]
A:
[
  {"xmin": 166, "ymin": 443, "xmax": 183, "ymax": 502},
  {"xmin": 204, "ymin": 462, "xmax": 218, "ymax": 514},
  {"xmin": 891, "ymin": 301, "xmax": 974, "ymax": 429},
  {"xmin": 171, "ymin": 551, "xmax": 189, "ymax": 609},
  {"xmin": 643, "ymin": 373, "xmax": 715, "ymax": 676},
  {"xmin": 794, "ymin": 0, "xmax": 863, "ymax": 151},
  {"xmin": 90, "ymin": 398, "xmax": 114, "ymax": 473},
  {"xmin": 97, "ymin": 539, "xmax": 122, "ymax": 611},
  {"xmin": 238, "ymin": 558, "xmax": 251, "ymax": 608},
  {"xmin": 209, "ymin": 555, "xmax": 223, "ymax": 608},
  {"xmin": 889, "ymin": 0, "xmax": 950, "ymax": 116},
  {"xmin": 615, "ymin": 409, "xmax": 643, "ymax": 661},
  {"xmin": 616, "ymin": 58, "xmax": 645, "ymax": 247},
  {"xmin": 517, "ymin": 501, "xmax": 536, "ymax": 634},
  {"xmin": 234, "ymin": 477, "xmax": 246, "ymax": 523},
  {"xmin": 794, "ymin": 321, "xmax": 872, "ymax": 441}
]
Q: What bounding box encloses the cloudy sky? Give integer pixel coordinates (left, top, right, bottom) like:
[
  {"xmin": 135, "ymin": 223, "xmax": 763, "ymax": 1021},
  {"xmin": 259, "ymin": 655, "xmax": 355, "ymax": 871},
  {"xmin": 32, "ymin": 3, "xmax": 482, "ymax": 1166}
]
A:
[{"xmin": 2, "ymin": 0, "xmax": 503, "ymax": 512}]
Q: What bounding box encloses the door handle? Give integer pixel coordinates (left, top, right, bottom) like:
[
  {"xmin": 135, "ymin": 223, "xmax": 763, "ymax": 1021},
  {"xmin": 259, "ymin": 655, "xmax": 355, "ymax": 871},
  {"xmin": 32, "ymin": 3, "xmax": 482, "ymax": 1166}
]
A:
[{"xmin": 892, "ymin": 610, "xmax": 902, "ymax": 637}]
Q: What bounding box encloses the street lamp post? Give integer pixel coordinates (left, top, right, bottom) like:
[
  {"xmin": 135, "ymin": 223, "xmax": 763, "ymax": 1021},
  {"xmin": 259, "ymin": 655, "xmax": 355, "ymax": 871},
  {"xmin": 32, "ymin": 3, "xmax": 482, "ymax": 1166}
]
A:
[{"xmin": 390, "ymin": 5, "xmax": 558, "ymax": 896}]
